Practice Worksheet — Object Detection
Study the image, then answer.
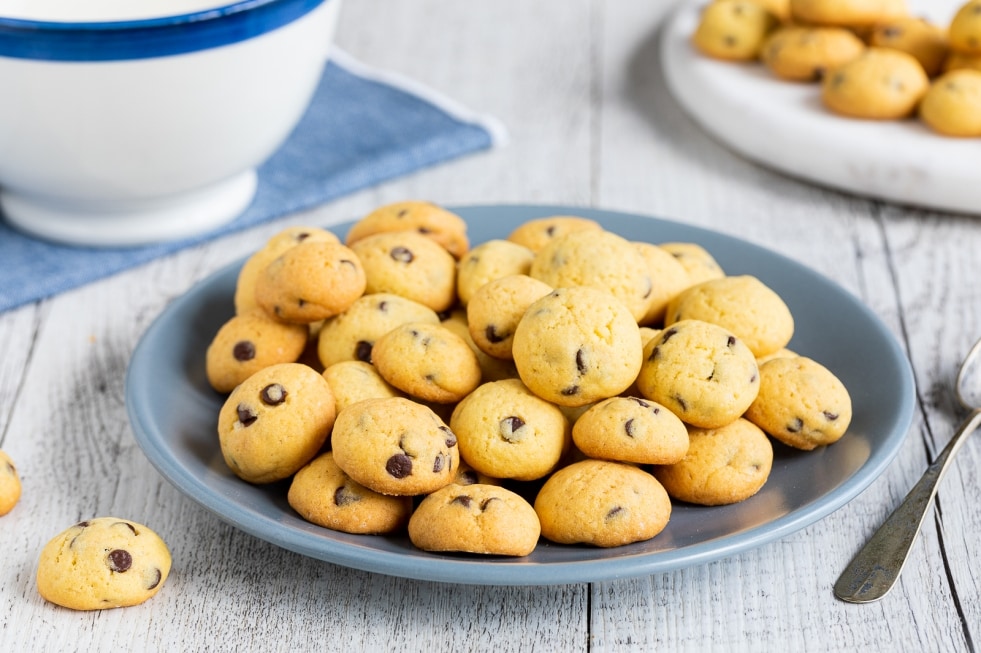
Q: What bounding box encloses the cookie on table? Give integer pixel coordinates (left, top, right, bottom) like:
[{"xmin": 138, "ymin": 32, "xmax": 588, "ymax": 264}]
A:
[
  {"xmin": 450, "ymin": 378, "xmax": 570, "ymax": 481},
  {"xmin": 512, "ymin": 286, "xmax": 644, "ymax": 407},
  {"xmin": 635, "ymin": 242, "xmax": 691, "ymax": 326},
  {"xmin": 692, "ymin": 0, "xmax": 780, "ymax": 61},
  {"xmin": 918, "ymin": 69, "xmax": 981, "ymax": 137},
  {"xmin": 408, "ymin": 483, "xmax": 540, "ymax": 556},
  {"xmin": 664, "ymin": 275, "xmax": 794, "ymax": 358},
  {"xmin": 322, "ymin": 360, "xmax": 403, "ymax": 413},
  {"xmin": 345, "ymin": 200, "xmax": 469, "ymax": 259},
  {"xmin": 315, "ymin": 292, "xmax": 440, "ymax": 369},
  {"xmin": 658, "ymin": 242, "xmax": 725, "ymax": 285},
  {"xmin": 652, "ymin": 418, "xmax": 773, "ymax": 506},
  {"xmin": 949, "ymin": 0, "xmax": 981, "ymax": 56},
  {"xmin": 36, "ymin": 518, "xmax": 171, "ymax": 610},
  {"xmin": 331, "ymin": 397, "xmax": 460, "ymax": 496},
  {"xmin": 572, "ymin": 396, "xmax": 689, "ymax": 465},
  {"xmin": 234, "ymin": 226, "xmax": 339, "ymax": 315},
  {"xmin": 506, "ymin": 215, "xmax": 603, "ymax": 253},
  {"xmin": 788, "ymin": 0, "xmax": 908, "ymax": 29},
  {"xmin": 534, "ymin": 459, "xmax": 671, "ymax": 548},
  {"xmin": 869, "ymin": 17, "xmax": 948, "ymax": 78},
  {"xmin": 529, "ymin": 228, "xmax": 653, "ymax": 323},
  {"xmin": 744, "ymin": 356, "xmax": 852, "ymax": 450},
  {"xmin": 821, "ymin": 47, "xmax": 929, "ymax": 120},
  {"xmin": 288, "ymin": 452, "xmax": 413, "ymax": 535},
  {"xmin": 371, "ymin": 322, "xmax": 482, "ymax": 404},
  {"xmin": 205, "ymin": 309, "xmax": 309, "ymax": 393},
  {"xmin": 439, "ymin": 309, "xmax": 520, "ymax": 383},
  {"xmin": 0, "ymin": 450, "xmax": 21, "ymax": 516},
  {"xmin": 349, "ymin": 230, "xmax": 457, "ymax": 313},
  {"xmin": 456, "ymin": 239, "xmax": 535, "ymax": 306},
  {"xmin": 254, "ymin": 239, "xmax": 366, "ymax": 324},
  {"xmin": 217, "ymin": 362, "xmax": 336, "ymax": 484},
  {"xmin": 636, "ymin": 319, "xmax": 760, "ymax": 429},
  {"xmin": 466, "ymin": 274, "xmax": 553, "ymax": 360},
  {"xmin": 761, "ymin": 26, "xmax": 866, "ymax": 82}
]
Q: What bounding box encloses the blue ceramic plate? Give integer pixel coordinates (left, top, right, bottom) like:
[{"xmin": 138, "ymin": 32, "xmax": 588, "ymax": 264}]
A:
[{"xmin": 126, "ymin": 205, "xmax": 915, "ymax": 585}]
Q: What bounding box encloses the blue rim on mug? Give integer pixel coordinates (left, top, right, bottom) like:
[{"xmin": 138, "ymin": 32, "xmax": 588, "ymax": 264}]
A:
[{"xmin": 0, "ymin": 0, "xmax": 329, "ymax": 61}]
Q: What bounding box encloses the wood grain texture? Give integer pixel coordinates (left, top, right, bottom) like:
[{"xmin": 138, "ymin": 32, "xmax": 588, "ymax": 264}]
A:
[{"xmin": 1, "ymin": 0, "xmax": 979, "ymax": 651}]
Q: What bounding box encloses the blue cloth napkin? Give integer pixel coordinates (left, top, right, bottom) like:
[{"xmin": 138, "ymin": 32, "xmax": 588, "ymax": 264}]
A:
[{"xmin": 0, "ymin": 49, "xmax": 505, "ymax": 314}]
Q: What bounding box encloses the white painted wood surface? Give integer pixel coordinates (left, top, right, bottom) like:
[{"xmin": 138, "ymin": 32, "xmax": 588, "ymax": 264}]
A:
[{"xmin": 1, "ymin": 0, "xmax": 979, "ymax": 650}]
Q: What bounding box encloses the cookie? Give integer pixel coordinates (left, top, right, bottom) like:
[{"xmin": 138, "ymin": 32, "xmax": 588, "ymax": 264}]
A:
[
  {"xmin": 869, "ymin": 17, "xmax": 948, "ymax": 77},
  {"xmin": 949, "ymin": 0, "xmax": 981, "ymax": 56},
  {"xmin": 635, "ymin": 242, "xmax": 692, "ymax": 326},
  {"xmin": 512, "ymin": 286, "xmax": 644, "ymax": 407},
  {"xmin": 217, "ymin": 362, "xmax": 336, "ymax": 484},
  {"xmin": 371, "ymin": 322, "xmax": 482, "ymax": 404},
  {"xmin": 330, "ymin": 397, "xmax": 460, "ymax": 496},
  {"xmin": 345, "ymin": 200, "xmax": 469, "ymax": 259},
  {"xmin": 205, "ymin": 309, "xmax": 310, "ymax": 393},
  {"xmin": 315, "ymin": 292, "xmax": 440, "ymax": 369},
  {"xmin": 254, "ymin": 239, "xmax": 366, "ymax": 324},
  {"xmin": 571, "ymin": 396, "xmax": 689, "ymax": 465},
  {"xmin": 788, "ymin": 0, "xmax": 908, "ymax": 29},
  {"xmin": 821, "ymin": 47, "xmax": 929, "ymax": 120},
  {"xmin": 456, "ymin": 239, "xmax": 535, "ymax": 306},
  {"xmin": 322, "ymin": 360, "xmax": 403, "ymax": 413},
  {"xmin": 233, "ymin": 226, "xmax": 339, "ymax": 315},
  {"xmin": 761, "ymin": 26, "xmax": 866, "ymax": 82},
  {"xmin": 651, "ymin": 418, "xmax": 773, "ymax": 506},
  {"xmin": 36, "ymin": 518, "xmax": 171, "ymax": 610},
  {"xmin": 529, "ymin": 228, "xmax": 653, "ymax": 323},
  {"xmin": 0, "ymin": 450, "xmax": 21, "ymax": 516},
  {"xmin": 919, "ymin": 69, "xmax": 981, "ymax": 137},
  {"xmin": 664, "ymin": 275, "xmax": 794, "ymax": 358},
  {"xmin": 449, "ymin": 378, "xmax": 570, "ymax": 481},
  {"xmin": 534, "ymin": 459, "xmax": 671, "ymax": 548},
  {"xmin": 288, "ymin": 451, "xmax": 413, "ymax": 535},
  {"xmin": 349, "ymin": 230, "xmax": 457, "ymax": 313},
  {"xmin": 692, "ymin": 0, "xmax": 780, "ymax": 61},
  {"xmin": 466, "ymin": 274, "xmax": 553, "ymax": 360},
  {"xmin": 658, "ymin": 242, "xmax": 725, "ymax": 284},
  {"xmin": 744, "ymin": 355, "xmax": 852, "ymax": 450},
  {"xmin": 408, "ymin": 483, "xmax": 541, "ymax": 556},
  {"xmin": 636, "ymin": 319, "xmax": 760, "ymax": 429},
  {"xmin": 506, "ymin": 215, "xmax": 603, "ymax": 252}
]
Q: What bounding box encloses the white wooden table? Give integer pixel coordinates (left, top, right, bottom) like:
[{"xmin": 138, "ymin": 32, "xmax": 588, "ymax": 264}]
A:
[{"xmin": 2, "ymin": 1, "xmax": 979, "ymax": 650}]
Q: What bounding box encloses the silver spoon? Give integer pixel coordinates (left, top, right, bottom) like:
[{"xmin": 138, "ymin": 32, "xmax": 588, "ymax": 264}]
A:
[{"xmin": 834, "ymin": 336, "xmax": 981, "ymax": 603}]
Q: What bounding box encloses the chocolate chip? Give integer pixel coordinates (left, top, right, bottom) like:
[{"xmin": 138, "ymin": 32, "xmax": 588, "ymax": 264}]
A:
[
  {"xmin": 417, "ymin": 227, "xmax": 431, "ymax": 234},
  {"xmin": 576, "ymin": 348, "xmax": 587, "ymax": 375},
  {"xmin": 459, "ymin": 470, "xmax": 478, "ymax": 485},
  {"xmin": 377, "ymin": 300, "xmax": 389, "ymax": 312},
  {"xmin": 451, "ymin": 495, "xmax": 472, "ymax": 508},
  {"xmin": 661, "ymin": 327, "xmax": 677, "ymax": 344},
  {"xmin": 545, "ymin": 225, "xmax": 556, "ymax": 236},
  {"xmin": 437, "ymin": 310, "xmax": 452, "ymax": 321},
  {"xmin": 146, "ymin": 568, "xmax": 162, "ymax": 590},
  {"xmin": 440, "ymin": 425, "xmax": 457, "ymax": 448},
  {"xmin": 297, "ymin": 298, "xmax": 307, "ymax": 307},
  {"xmin": 561, "ymin": 385, "xmax": 580, "ymax": 396},
  {"xmin": 674, "ymin": 395, "xmax": 688, "ymax": 412},
  {"xmin": 882, "ymin": 26, "xmax": 902, "ymax": 38},
  {"xmin": 236, "ymin": 403, "xmax": 258, "ymax": 426},
  {"xmin": 750, "ymin": 373, "xmax": 757, "ymax": 383},
  {"xmin": 355, "ymin": 340, "xmax": 373, "ymax": 362},
  {"xmin": 485, "ymin": 324, "xmax": 507, "ymax": 343},
  {"xmin": 629, "ymin": 397, "xmax": 650, "ymax": 408},
  {"xmin": 233, "ymin": 340, "xmax": 256, "ymax": 361},
  {"xmin": 726, "ymin": 335, "xmax": 736, "ymax": 347},
  {"xmin": 787, "ymin": 417, "xmax": 804, "ymax": 433},
  {"xmin": 499, "ymin": 416, "xmax": 526, "ymax": 442},
  {"xmin": 648, "ymin": 345, "xmax": 661, "ymax": 362},
  {"xmin": 390, "ymin": 246, "xmax": 414, "ymax": 263},
  {"xmin": 340, "ymin": 259, "xmax": 357, "ymax": 268},
  {"xmin": 334, "ymin": 485, "xmax": 361, "ymax": 506},
  {"xmin": 385, "ymin": 454, "xmax": 413, "ymax": 478},
  {"xmin": 624, "ymin": 418, "xmax": 636, "ymax": 438},
  {"xmin": 397, "ymin": 209, "xmax": 409, "ymax": 218},
  {"xmin": 114, "ymin": 521, "xmax": 137, "ymax": 535},
  {"xmin": 107, "ymin": 549, "xmax": 132, "ymax": 573},
  {"xmin": 605, "ymin": 506, "xmax": 624, "ymax": 520},
  {"xmin": 480, "ymin": 497, "xmax": 501, "ymax": 511},
  {"xmin": 433, "ymin": 454, "xmax": 445, "ymax": 473},
  {"xmin": 823, "ymin": 411, "xmax": 839, "ymax": 421},
  {"xmin": 260, "ymin": 383, "xmax": 287, "ymax": 406}
]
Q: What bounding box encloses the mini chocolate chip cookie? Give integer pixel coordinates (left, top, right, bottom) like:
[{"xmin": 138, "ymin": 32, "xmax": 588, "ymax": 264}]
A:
[
  {"xmin": 456, "ymin": 239, "xmax": 535, "ymax": 306},
  {"xmin": 0, "ymin": 450, "xmax": 21, "ymax": 516},
  {"xmin": 534, "ymin": 459, "xmax": 671, "ymax": 547},
  {"xmin": 571, "ymin": 396, "xmax": 689, "ymax": 465},
  {"xmin": 330, "ymin": 397, "xmax": 460, "ymax": 496},
  {"xmin": 744, "ymin": 356, "xmax": 852, "ymax": 450},
  {"xmin": 322, "ymin": 360, "xmax": 404, "ymax": 413},
  {"xmin": 635, "ymin": 242, "xmax": 692, "ymax": 326},
  {"xmin": 350, "ymin": 230, "xmax": 458, "ymax": 312},
  {"xmin": 821, "ymin": 47, "xmax": 929, "ymax": 120},
  {"xmin": 692, "ymin": 0, "xmax": 780, "ymax": 61},
  {"xmin": 217, "ymin": 362, "xmax": 336, "ymax": 484},
  {"xmin": 949, "ymin": 0, "xmax": 981, "ymax": 56},
  {"xmin": 789, "ymin": 0, "xmax": 908, "ymax": 30},
  {"xmin": 506, "ymin": 215, "xmax": 603, "ymax": 252},
  {"xmin": 345, "ymin": 200, "xmax": 469, "ymax": 259},
  {"xmin": 466, "ymin": 274, "xmax": 553, "ymax": 360},
  {"xmin": 36, "ymin": 518, "xmax": 171, "ymax": 610},
  {"xmin": 919, "ymin": 69, "xmax": 981, "ymax": 137},
  {"xmin": 761, "ymin": 26, "xmax": 866, "ymax": 82},
  {"xmin": 652, "ymin": 418, "xmax": 773, "ymax": 505},
  {"xmin": 869, "ymin": 16, "xmax": 948, "ymax": 77},
  {"xmin": 658, "ymin": 242, "xmax": 725, "ymax": 285},
  {"xmin": 205, "ymin": 309, "xmax": 310, "ymax": 393}
]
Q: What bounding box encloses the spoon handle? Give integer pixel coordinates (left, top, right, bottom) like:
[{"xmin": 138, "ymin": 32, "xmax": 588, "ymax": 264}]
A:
[{"xmin": 834, "ymin": 408, "xmax": 981, "ymax": 603}]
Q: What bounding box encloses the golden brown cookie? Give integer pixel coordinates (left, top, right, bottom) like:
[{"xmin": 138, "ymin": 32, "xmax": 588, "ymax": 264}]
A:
[
  {"xmin": 205, "ymin": 309, "xmax": 309, "ymax": 393},
  {"xmin": 821, "ymin": 47, "xmax": 929, "ymax": 119},
  {"xmin": 918, "ymin": 69, "xmax": 981, "ymax": 137},
  {"xmin": 949, "ymin": 0, "xmax": 981, "ymax": 56},
  {"xmin": 455, "ymin": 239, "xmax": 535, "ymax": 306},
  {"xmin": 571, "ymin": 396, "xmax": 689, "ymax": 465},
  {"xmin": 789, "ymin": 0, "xmax": 908, "ymax": 29},
  {"xmin": 466, "ymin": 274, "xmax": 553, "ymax": 360},
  {"xmin": 761, "ymin": 26, "xmax": 866, "ymax": 82},
  {"xmin": 345, "ymin": 200, "xmax": 469, "ymax": 259},
  {"xmin": 506, "ymin": 215, "xmax": 603, "ymax": 252},
  {"xmin": 869, "ymin": 16, "xmax": 948, "ymax": 77},
  {"xmin": 693, "ymin": 0, "xmax": 781, "ymax": 61},
  {"xmin": 0, "ymin": 450, "xmax": 21, "ymax": 516}
]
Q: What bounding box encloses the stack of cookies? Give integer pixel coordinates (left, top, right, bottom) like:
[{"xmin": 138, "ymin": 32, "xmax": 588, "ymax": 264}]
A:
[
  {"xmin": 205, "ymin": 200, "xmax": 853, "ymax": 556},
  {"xmin": 692, "ymin": 0, "xmax": 981, "ymax": 136}
]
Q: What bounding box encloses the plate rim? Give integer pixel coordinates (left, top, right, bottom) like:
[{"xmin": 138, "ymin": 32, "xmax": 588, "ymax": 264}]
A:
[{"xmin": 126, "ymin": 203, "xmax": 916, "ymax": 585}]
